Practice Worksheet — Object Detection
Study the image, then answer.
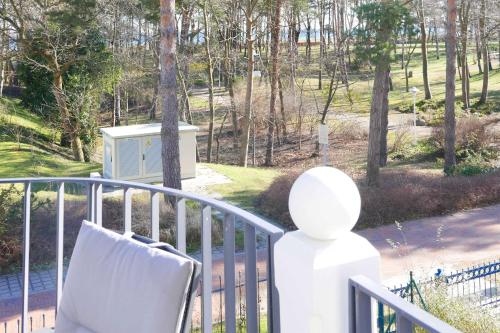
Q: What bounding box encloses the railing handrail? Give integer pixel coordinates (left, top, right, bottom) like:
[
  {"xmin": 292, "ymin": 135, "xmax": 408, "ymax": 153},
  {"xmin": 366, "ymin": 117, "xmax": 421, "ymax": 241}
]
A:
[
  {"xmin": 1, "ymin": 177, "xmax": 283, "ymax": 333},
  {"xmin": 350, "ymin": 275, "xmax": 462, "ymax": 333},
  {"xmin": 0, "ymin": 177, "xmax": 283, "ymax": 236}
]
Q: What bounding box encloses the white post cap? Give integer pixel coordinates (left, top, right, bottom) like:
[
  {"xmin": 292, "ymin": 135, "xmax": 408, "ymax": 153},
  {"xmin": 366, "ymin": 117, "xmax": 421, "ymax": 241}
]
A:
[
  {"xmin": 410, "ymin": 86, "xmax": 419, "ymax": 94},
  {"xmin": 288, "ymin": 167, "xmax": 361, "ymax": 240}
]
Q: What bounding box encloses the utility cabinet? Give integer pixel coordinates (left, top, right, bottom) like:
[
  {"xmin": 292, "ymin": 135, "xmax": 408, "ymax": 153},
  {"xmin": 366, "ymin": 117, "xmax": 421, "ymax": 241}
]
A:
[{"xmin": 100, "ymin": 122, "xmax": 198, "ymax": 183}]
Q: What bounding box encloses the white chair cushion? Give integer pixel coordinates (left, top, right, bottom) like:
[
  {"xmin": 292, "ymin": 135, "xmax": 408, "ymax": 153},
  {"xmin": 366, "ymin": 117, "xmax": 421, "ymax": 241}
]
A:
[{"xmin": 55, "ymin": 221, "xmax": 194, "ymax": 333}]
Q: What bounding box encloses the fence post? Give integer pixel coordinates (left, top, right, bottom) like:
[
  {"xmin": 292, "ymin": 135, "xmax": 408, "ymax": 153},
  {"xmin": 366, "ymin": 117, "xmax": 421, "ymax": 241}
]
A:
[{"xmin": 274, "ymin": 167, "xmax": 381, "ymax": 333}]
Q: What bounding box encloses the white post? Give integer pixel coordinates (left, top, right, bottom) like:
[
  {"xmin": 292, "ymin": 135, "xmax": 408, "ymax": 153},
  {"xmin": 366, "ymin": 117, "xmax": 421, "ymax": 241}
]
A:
[
  {"xmin": 318, "ymin": 124, "xmax": 329, "ymax": 166},
  {"xmin": 275, "ymin": 167, "xmax": 381, "ymax": 333}
]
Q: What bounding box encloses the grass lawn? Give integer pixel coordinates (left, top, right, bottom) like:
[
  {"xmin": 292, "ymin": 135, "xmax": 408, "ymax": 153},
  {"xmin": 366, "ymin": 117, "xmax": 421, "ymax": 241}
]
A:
[
  {"xmin": 0, "ymin": 98, "xmax": 101, "ymax": 178},
  {"xmin": 203, "ymin": 163, "xmax": 282, "ymax": 210},
  {"xmin": 0, "ymin": 142, "xmax": 100, "ymax": 178},
  {"xmin": 296, "ymin": 44, "xmax": 500, "ymax": 115}
]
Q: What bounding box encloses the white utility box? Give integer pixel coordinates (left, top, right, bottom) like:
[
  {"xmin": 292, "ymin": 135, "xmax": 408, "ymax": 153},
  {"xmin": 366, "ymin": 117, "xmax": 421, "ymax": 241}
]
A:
[{"xmin": 100, "ymin": 122, "xmax": 198, "ymax": 183}]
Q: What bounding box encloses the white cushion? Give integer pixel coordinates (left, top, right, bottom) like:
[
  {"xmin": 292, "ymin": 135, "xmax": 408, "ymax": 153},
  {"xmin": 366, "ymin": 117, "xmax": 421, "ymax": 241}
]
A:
[{"xmin": 55, "ymin": 221, "xmax": 194, "ymax": 333}]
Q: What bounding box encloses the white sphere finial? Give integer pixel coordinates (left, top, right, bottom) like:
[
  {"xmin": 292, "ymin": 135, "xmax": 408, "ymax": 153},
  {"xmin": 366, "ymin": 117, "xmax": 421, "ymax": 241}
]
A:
[{"xmin": 288, "ymin": 167, "xmax": 361, "ymax": 240}]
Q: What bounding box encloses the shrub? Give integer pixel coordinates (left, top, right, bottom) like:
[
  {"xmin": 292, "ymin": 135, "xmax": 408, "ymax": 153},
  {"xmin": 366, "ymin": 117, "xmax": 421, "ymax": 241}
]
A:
[
  {"xmin": 255, "ymin": 171, "xmax": 301, "ymax": 230},
  {"xmin": 257, "ymin": 169, "xmax": 500, "ymax": 229},
  {"xmin": 415, "ymin": 282, "xmax": 500, "ymax": 333},
  {"xmin": 471, "ymin": 100, "xmax": 500, "ymax": 115},
  {"xmin": 398, "ymin": 99, "xmax": 464, "ymax": 126},
  {"xmin": 430, "ymin": 117, "xmax": 498, "ymax": 169},
  {"xmin": 0, "ymin": 185, "xmax": 50, "ymax": 272}
]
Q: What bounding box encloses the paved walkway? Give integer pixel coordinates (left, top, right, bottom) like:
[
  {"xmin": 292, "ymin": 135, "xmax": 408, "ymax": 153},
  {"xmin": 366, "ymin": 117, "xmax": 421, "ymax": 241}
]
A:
[{"xmin": 358, "ymin": 204, "xmax": 500, "ymax": 284}]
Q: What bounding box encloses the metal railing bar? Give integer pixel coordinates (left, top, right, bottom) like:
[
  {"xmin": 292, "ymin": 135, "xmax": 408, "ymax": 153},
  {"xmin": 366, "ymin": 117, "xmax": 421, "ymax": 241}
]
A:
[
  {"xmin": 94, "ymin": 183, "xmax": 103, "ymax": 227},
  {"xmin": 267, "ymin": 233, "xmax": 282, "ymax": 333},
  {"xmin": 150, "ymin": 192, "xmax": 160, "ymax": 242},
  {"xmin": 21, "ymin": 182, "xmax": 31, "ymax": 333},
  {"xmin": 201, "ymin": 205, "xmax": 212, "ymax": 333},
  {"xmin": 0, "ymin": 178, "xmax": 283, "ymax": 235},
  {"xmin": 123, "ymin": 187, "xmax": 132, "ymax": 233},
  {"xmin": 176, "ymin": 198, "xmax": 187, "ymax": 254},
  {"xmin": 350, "ymin": 275, "xmax": 461, "ymax": 333},
  {"xmin": 355, "ymin": 288, "xmax": 372, "ymax": 333},
  {"xmin": 396, "ymin": 312, "xmax": 414, "ymax": 333},
  {"xmin": 56, "ymin": 182, "xmax": 64, "ymax": 313},
  {"xmin": 86, "ymin": 182, "xmax": 95, "ymax": 223},
  {"xmin": 223, "ymin": 213, "xmax": 236, "ymax": 333},
  {"xmin": 244, "ymin": 224, "xmax": 258, "ymax": 333}
]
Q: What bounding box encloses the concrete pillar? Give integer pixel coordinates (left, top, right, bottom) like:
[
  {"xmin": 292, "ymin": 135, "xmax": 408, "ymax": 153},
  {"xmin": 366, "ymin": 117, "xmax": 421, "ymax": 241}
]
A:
[{"xmin": 275, "ymin": 167, "xmax": 381, "ymax": 332}]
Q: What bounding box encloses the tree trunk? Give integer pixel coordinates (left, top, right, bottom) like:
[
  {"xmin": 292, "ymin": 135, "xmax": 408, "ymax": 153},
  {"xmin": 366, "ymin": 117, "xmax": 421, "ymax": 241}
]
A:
[
  {"xmin": 318, "ymin": 0, "xmax": 325, "ymax": 90},
  {"xmin": 474, "ymin": 24, "xmax": 482, "ymax": 74},
  {"xmin": 306, "ymin": 15, "xmax": 311, "ymax": 63},
  {"xmin": 114, "ymin": 85, "xmax": 121, "ymax": 126},
  {"xmin": 380, "ymin": 70, "xmax": 390, "ymax": 167},
  {"xmin": 265, "ymin": 0, "xmax": 282, "ymax": 166},
  {"xmin": 444, "ymin": 0, "xmax": 457, "ymax": 172},
  {"xmin": 239, "ymin": 4, "xmax": 255, "ymax": 167},
  {"xmin": 367, "ymin": 59, "xmax": 390, "ymax": 186},
  {"xmin": 124, "ymin": 90, "xmax": 129, "ymax": 126},
  {"xmin": 478, "ymin": 0, "xmax": 488, "ymax": 104},
  {"xmin": 160, "ymin": 0, "xmax": 182, "ymax": 190},
  {"xmin": 420, "ymin": 8, "xmax": 432, "ymax": 100},
  {"xmin": 151, "ymin": 28, "xmax": 160, "ymax": 120},
  {"xmin": 202, "ymin": 2, "xmax": 215, "ymax": 163},
  {"xmin": 53, "ymin": 71, "xmax": 85, "ymax": 162},
  {"xmin": 434, "ymin": 20, "xmax": 440, "ymax": 59},
  {"xmin": 278, "ymin": 77, "xmax": 287, "ymax": 140},
  {"xmin": 223, "ymin": 34, "xmax": 239, "ymax": 149},
  {"xmin": 459, "ymin": 0, "xmax": 470, "ymax": 109},
  {"xmin": 0, "ymin": 13, "xmax": 5, "ymax": 98}
]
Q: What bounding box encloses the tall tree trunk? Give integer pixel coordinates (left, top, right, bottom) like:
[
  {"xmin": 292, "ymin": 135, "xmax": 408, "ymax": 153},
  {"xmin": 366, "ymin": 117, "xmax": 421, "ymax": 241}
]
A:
[
  {"xmin": 202, "ymin": 2, "xmax": 215, "ymax": 163},
  {"xmin": 151, "ymin": 27, "xmax": 161, "ymax": 120},
  {"xmin": 478, "ymin": 0, "xmax": 488, "ymax": 104},
  {"xmin": 419, "ymin": 3, "xmax": 432, "ymax": 100},
  {"xmin": 367, "ymin": 59, "xmax": 390, "ymax": 186},
  {"xmin": 380, "ymin": 70, "xmax": 390, "ymax": 167},
  {"xmin": 53, "ymin": 71, "xmax": 85, "ymax": 162},
  {"xmin": 114, "ymin": 85, "xmax": 121, "ymax": 126},
  {"xmin": 306, "ymin": 15, "xmax": 311, "ymax": 63},
  {"xmin": 444, "ymin": 0, "xmax": 457, "ymax": 171},
  {"xmin": 0, "ymin": 12, "xmax": 5, "ymax": 98},
  {"xmin": 318, "ymin": 0, "xmax": 325, "ymax": 90},
  {"xmin": 265, "ymin": 0, "xmax": 282, "ymax": 166},
  {"xmin": 434, "ymin": 20, "xmax": 440, "ymax": 59},
  {"xmin": 239, "ymin": 4, "xmax": 255, "ymax": 167},
  {"xmin": 223, "ymin": 33, "xmax": 239, "ymax": 149},
  {"xmin": 160, "ymin": 0, "xmax": 182, "ymax": 190},
  {"xmin": 459, "ymin": 0, "xmax": 470, "ymax": 109},
  {"xmin": 474, "ymin": 24, "xmax": 482, "ymax": 74},
  {"xmin": 278, "ymin": 77, "xmax": 287, "ymax": 140}
]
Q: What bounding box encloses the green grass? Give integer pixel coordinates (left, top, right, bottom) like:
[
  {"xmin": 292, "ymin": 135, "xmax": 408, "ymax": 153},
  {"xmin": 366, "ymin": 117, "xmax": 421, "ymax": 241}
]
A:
[
  {"xmin": 203, "ymin": 163, "xmax": 282, "ymax": 210},
  {"xmin": 295, "ymin": 43, "xmax": 500, "ymax": 115},
  {"xmin": 0, "ymin": 98, "xmax": 100, "ymax": 178},
  {"xmin": 0, "ymin": 98, "xmax": 57, "ymax": 139},
  {"xmin": 0, "ymin": 142, "xmax": 100, "ymax": 178}
]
